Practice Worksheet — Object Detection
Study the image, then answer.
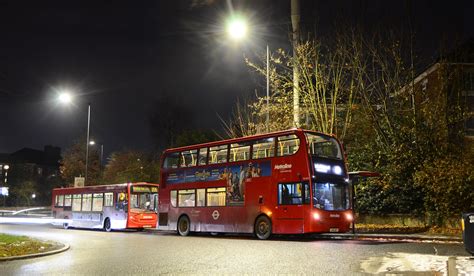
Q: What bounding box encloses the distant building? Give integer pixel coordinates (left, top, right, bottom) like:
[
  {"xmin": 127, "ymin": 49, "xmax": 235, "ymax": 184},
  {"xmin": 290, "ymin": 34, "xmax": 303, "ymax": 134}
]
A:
[
  {"xmin": 395, "ymin": 39, "xmax": 474, "ymax": 142},
  {"xmin": 0, "ymin": 145, "xmax": 62, "ymax": 206}
]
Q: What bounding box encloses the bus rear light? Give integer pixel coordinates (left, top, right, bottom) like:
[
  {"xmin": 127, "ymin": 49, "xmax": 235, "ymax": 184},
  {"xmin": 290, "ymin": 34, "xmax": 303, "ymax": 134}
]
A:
[
  {"xmin": 313, "ymin": 212, "xmax": 321, "ymax": 220},
  {"xmin": 345, "ymin": 213, "xmax": 353, "ymax": 222}
]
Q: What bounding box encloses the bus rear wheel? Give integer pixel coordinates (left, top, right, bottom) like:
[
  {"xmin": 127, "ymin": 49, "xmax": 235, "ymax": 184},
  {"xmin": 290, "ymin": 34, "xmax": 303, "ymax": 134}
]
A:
[
  {"xmin": 255, "ymin": 216, "xmax": 272, "ymax": 240},
  {"xmin": 177, "ymin": 216, "xmax": 190, "ymax": 236},
  {"xmin": 104, "ymin": 218, "xmax": 112, "ymax": 232},
  {"xmin": 63, "ymin": 217, "xmax": 69, "ymax": 230}
]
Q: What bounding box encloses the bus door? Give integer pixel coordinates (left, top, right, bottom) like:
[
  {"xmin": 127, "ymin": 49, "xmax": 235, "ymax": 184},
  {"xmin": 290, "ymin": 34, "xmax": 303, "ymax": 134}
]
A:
[
  {"xmin": 153, "ymin": 194, "xmax": 158, "ymax": 213},
  {"xmin": 273, "ymin": 182, "xmax": 309, "ymax": 234}
]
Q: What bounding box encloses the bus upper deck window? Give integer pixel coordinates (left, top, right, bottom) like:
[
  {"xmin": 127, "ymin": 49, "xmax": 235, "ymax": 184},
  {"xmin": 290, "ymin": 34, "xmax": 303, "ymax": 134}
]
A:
[
  {"xmin": 180, "ymin": 150, "xmax": 197, "ymax": 167},
  {"xmin": 230, "ymin": 142, "xmax": 250, "ymax": 162},
  {"xmin": 198, "ymin": 148, "xmax": 208, "ymax": 166},
  {"xmin": 164, "ymin": 152, "xmax": 180, "ymax": 168},
  {"xmin": 252, "ymin": 138, "xmax": 275, "ymax": 159},
  {"xmin": 209, "ymin": 145, "xmax": 228, "ymax": 164},
  {"xmin": 277, "ymin": 134, "xmax": 300, "ymax": 156}
]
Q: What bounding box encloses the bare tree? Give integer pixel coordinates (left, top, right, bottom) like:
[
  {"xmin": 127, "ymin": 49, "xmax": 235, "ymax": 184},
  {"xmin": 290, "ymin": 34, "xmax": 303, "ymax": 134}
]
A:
[{"xmin": 236, "ymin": 30, "xmax": 362, "ymax": 141}]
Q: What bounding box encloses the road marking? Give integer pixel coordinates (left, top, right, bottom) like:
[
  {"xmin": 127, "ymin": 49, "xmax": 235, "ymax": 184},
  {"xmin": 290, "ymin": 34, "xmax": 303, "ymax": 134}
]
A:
[{"xmin": 360, "ymin": 252, "xmax": 448, "ymax": 274}]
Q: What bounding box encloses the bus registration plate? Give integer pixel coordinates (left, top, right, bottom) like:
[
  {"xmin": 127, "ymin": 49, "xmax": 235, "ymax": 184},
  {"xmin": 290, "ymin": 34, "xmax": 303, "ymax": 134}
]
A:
[{"xmin": 329, "ymin": 228, "xmax": 339, "ymax": 233}]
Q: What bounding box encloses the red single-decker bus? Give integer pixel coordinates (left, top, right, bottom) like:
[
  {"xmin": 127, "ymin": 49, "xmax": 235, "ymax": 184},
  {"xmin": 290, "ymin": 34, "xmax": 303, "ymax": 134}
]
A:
[{"xmin": 52, "ymin": 182, "xmax": 159, "ymax": 231}]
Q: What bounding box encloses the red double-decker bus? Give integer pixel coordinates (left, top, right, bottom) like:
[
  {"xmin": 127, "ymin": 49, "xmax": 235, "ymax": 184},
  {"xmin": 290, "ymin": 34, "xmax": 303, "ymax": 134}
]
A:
[
  {"xmin": 52, "ymin": 182, "xmax": 159, "ymax": 231},
  {"xmin": 157, "ymin": 129, "xmax": 353, "ymax": 239}
]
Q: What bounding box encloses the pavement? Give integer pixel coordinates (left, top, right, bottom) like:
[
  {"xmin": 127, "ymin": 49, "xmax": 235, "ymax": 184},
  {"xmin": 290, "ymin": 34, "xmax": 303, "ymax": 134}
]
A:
[
  {"xmin": 322, "ymin": 232, "xmax": 464, "ymax": 243},
  {"xmin": 327, "ymin": 232, "xmax": 473, "ymax": 275}
]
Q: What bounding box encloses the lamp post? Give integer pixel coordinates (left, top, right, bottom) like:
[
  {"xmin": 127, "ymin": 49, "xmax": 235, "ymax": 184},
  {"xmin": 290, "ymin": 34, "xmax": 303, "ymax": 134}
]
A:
[
  {"xmin": 85, "ymin": 103, "xmax": 91, "ymax": 186},
  {"xmin": 227, "ymin": 17, "xmax": 270, "ymax": 133},
  {"xmin": 58, "ymin": 92, "xmax": 92, "ymax": 186},
  {"xmin": 2, "ymin": 165, "xmax": 9, "ymax": 206},
  {"xmin": 266, "ymin": 44, "xmax": 269, "ymax": 132},
  {"xmin": 89, "ymin": 140, "xmax": 104, "ymax": 167}
]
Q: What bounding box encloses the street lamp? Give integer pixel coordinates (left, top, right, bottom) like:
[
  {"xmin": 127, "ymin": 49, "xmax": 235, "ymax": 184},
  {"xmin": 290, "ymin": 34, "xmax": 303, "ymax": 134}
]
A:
[
  {"xmin": 227, "ymin": 18, "xmax": 247, "ymax": 40},
  {"xmin": 3, "ymin": 164, "xmax": 9, "ymax": 184},
  {"xmin": 58, "ymin": 92, "xmax": 72, "ymax": 105},
  {"xmin": 226, "ymin": 16, "xmax": 270, "ymax": 133}
]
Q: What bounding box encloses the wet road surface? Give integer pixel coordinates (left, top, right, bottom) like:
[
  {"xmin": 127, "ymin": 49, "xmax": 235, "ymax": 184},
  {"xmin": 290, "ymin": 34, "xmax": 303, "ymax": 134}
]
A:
[{"xmin": 0, "ymin": 224, "xmax": 470, "ymax": 275}]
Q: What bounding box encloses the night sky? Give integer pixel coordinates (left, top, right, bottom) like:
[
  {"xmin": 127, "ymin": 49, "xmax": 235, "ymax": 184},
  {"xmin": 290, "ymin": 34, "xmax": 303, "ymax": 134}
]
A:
[{"xmin": 1, "ymin": 0, "xmax": 473, "ymax": 157}]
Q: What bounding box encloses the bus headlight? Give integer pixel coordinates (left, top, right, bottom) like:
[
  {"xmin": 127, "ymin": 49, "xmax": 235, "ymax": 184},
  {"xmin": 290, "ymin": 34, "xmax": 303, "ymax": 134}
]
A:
[
  {"xmin": 345, "ymin": 213, "xmax": 353, "ymax": 222},
  {"xmin": 313, "ymin": 212, "xmax": 321, "ymax": 220},
  {"xmin": 333, "ymin": 166, "xmax": 342, "ymax": 175}
]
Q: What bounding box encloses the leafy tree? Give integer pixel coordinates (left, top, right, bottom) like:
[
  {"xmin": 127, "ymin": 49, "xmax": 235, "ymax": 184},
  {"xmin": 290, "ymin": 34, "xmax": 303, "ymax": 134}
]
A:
[
  {"xmin": 38, "ymin": 173, "xmax": 63, "ymax": 206},
  {"xmin": 227, "ymin": 24, "xmax": 472, "ymax": 226},
  {"xmin": 148, "ymin": 95, "xmax": 193, "ymax": 151},
  {"xmin": 7, "ymin": 164, "xmax": 37, "ymax": 207},
  {"xmin": 60, "ymin": 138, "xmax": 101, "ymax": 186},
  {"xmin": 174, "ymin": 129, "xmax": 219, "ymax": 147},
  {"xmin": 414, "ymin": 155, "xmax": 474, "ymax": 226},
  {"xmin": 102, "ymin": 150, "xmax": 160, "ymax": 184},
  {"xmin": 10, "ymin": 180, "xmax": 36, "ymax": 207}
]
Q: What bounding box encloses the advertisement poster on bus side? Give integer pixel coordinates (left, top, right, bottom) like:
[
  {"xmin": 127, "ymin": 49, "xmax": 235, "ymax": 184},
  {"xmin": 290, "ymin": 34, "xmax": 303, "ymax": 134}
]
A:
[{"xmin": 165, "ymin": 161, "xmax": 271, "ymax": 204}]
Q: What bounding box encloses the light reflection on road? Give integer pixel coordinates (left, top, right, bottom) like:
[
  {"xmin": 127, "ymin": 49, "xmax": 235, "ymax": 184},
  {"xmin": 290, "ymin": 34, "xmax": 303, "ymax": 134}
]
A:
[{"xmin": 0, "ymin": 224, "xmax": 470, "ymax": 275}]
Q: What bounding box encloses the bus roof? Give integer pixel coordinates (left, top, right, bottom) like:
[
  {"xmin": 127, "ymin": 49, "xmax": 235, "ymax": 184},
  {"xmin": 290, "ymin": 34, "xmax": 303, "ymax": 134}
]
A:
[
  {"xmin": 162, "ymin": 128, "xmax": 337, "ymax": 154},
  {"xmin": 52, "ymin": 182, "xmax": 159, "ymax": 192}
]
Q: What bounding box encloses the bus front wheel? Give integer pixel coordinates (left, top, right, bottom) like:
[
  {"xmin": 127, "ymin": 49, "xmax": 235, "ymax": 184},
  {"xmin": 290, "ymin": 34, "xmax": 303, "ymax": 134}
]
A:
[
  {"xmin": 254, "ymin": 216, "xmax": 272, "ymax": 240},
  {"xmin": 177, "ymin": 216, "xmax": 190, "ymax": 236},
  {"xmin": 104, "ymin": 218, "xmax": 112, "ymax": 232}
]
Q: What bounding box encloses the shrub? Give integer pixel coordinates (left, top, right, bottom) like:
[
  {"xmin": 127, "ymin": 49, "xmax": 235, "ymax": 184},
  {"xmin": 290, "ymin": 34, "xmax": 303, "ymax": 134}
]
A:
[{"xmin": 414, "ymin": 155, "xmax": 474, "ymax": 226}]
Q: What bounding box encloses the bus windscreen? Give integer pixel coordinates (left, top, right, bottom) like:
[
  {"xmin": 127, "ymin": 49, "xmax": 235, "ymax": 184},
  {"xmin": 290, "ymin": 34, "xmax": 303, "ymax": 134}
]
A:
[
  {"xmin": 312, "ymin": 182, "xmax": 350, "ymax": 211},
  {"xmin": 305, "ymin": 133, "xmax": 342, "ymax": 160},
  {"xmin": 130, "ymin": 185, "xmax": 158, "ymax": 211}
]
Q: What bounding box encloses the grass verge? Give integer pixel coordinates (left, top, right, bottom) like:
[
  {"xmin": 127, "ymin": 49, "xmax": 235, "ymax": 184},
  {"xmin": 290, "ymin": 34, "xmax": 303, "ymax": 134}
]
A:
[
  {"xmin": 356, "ymin": 223, "xmax": 429, "ymax": 234},
  {"xmin": 355, "ymin": 223, "xmax": 462, "ymax": 236},
  {"xmin": 0, "ymin": 233, "xmax": 57, "ymax": 258}
]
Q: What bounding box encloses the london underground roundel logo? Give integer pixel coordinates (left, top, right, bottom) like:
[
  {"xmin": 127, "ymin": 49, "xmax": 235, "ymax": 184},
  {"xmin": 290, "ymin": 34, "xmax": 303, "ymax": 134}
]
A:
[{"xmin": 212, "ymin": 210, "xmax": 220, "ymax": 220}]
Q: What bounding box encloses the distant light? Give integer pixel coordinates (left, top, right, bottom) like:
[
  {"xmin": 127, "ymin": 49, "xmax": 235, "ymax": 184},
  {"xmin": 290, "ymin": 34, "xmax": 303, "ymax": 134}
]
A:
[
  {"xmin": 0, "ymin": 187, "xmax": 8, "ymax": 196},
  {"xmin": 227, "ymin": 17, "xmax": 247, "ymax": 40},
  {"xmin": 89, "ymin": 141, "xmax": 96, "ymax": 146},
  {"xmin": 58, "ymin": 92, "xmax": 72, "ymax": 104},
  {"xmin": 3, "ymin": 165, "xmax": 9, "ymax": 170},
  {"xmin": 31, "ymin": 193, "xmax": 36, "ymax": 199}
]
